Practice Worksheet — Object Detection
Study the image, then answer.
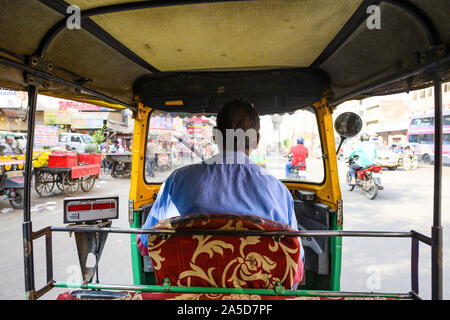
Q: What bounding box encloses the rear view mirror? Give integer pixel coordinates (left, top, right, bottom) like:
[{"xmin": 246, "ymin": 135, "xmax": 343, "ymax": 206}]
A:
[{"xmin": 334, "ymin": 112, "xmax": 363, "ymax": 138}]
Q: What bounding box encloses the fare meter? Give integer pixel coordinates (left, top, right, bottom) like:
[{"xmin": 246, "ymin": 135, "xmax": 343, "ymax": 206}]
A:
[{"xmin": 64, "ymin": 196, "xmax": 119, "ymax": 224}]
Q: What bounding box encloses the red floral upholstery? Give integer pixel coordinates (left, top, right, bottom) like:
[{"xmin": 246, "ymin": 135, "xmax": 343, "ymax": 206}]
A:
[
  {"xmin": 147, "ymin": 213, "xmax": 301, "ymax": 290},
  {"xmin": 57, "ymin": 291, "xmax": 398, "ymax": 300}
]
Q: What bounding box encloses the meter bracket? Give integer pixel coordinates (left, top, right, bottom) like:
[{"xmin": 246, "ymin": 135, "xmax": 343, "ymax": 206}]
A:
[{"xmin": 73, "ymin": 221, "xmax": 112, "ymax": 284}]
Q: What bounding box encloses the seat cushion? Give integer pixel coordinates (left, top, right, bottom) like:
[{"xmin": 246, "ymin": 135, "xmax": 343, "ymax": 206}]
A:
[
  {"xmin": 147, "ymin": 213, "xmax": 301, "ymax": 290},
  {"xmin": 57, "ymin": 291, "xmax": 398, "ymax": 300}
]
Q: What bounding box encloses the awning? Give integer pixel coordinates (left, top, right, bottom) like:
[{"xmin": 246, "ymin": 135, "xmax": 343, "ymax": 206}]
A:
[{"xmin": 106, "ymin": 120, "xmax": 132, "ymax": 133}]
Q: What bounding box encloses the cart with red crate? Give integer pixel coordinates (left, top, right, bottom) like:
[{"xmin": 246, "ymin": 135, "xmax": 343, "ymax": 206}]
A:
[
  {"xmin": 105, "ymin": 152, "xmax": 132, "ymax": 178},
  {"xmin": 34, "ymin": 152, "xmax": 101, "ymax": 197}
]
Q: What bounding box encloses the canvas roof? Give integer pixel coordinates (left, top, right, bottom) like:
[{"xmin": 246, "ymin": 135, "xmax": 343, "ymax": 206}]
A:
[{"xmin": 0, "ymin": 0, "xmax": 448, "ymax": 114}]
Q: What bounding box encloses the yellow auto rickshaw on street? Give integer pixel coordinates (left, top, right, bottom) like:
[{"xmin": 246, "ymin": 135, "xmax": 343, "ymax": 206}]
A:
[{"xmin": 0, "ymin": 0, "xmax": 447, "ymax": 300}]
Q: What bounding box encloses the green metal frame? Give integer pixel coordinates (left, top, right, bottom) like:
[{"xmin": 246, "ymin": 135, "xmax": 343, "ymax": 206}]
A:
[
  {"xmin": 53, "ymin": 281, "xmax": 411, "ymax": 299},
  {"xmin": 130, "ymin": 210, "xmax": 156, "ymax": 285}
]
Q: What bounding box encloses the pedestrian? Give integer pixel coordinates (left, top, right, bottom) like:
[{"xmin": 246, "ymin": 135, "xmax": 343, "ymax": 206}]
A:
[
  {"xmin": 146, "ymin": 139, "xmax": 157, "ymax": 177},
  {"xmin": 109, "ymin": 140, "xmax": 119, "ymax": 153}
]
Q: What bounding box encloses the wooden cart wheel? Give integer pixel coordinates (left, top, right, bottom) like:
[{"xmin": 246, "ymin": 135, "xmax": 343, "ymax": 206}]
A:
[
  {"xmin": 56, "ymin": 173, "xmax": 65, "ymax": 191},
  {"xmin": 62, "ymin": 173, "xmax": 80, "ymax": 196},
  {"xmin": 80, "ymin": 176, "xmax": 95, "ymax": 192},
  {"xmin": 34, "ymin": 171, "xmax": 55, "ymax": 196}
]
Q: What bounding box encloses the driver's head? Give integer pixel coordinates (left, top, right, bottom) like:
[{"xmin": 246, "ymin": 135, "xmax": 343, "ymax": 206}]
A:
[
  {"xmin": 214, "ymin": 99, "xmax": 260, "ymax": 155},
  {"xmin": 360, "ymin": 133, "xmax": 370, "ymax": 142},
  {"xmin": 5, "ymin": 136, "xmax": 14, "ymax": 145}
]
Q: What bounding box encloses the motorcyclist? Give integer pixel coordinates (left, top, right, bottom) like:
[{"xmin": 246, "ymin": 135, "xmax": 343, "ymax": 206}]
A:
[
  {"xmin": 285, "ymin": 137, "xmax": 308, "ymax": 178},
  {"xmin": 348, "ymin": 133, "xmax": 377, "ymax": 185}
]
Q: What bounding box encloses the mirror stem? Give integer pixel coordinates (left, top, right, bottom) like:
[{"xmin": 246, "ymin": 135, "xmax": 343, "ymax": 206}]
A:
[{"xmin": 336, "ymin": 136, "xmax": 347, "ymax": 155}]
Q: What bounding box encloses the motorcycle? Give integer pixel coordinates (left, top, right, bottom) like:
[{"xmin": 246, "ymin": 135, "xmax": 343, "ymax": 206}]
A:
[
  {"xmin": 287, "ymin": 154, "xmax": 307, "ymax": 180},
  {"xmin": 401, "ymin": 153, "xmax": 419, "ymax": 170},
  {"xmin": 346, "ymin": 156, "xmax": 383, "ymax": 200},
  {"xmin": 0, "ymin": 159, "xmax": 24, "ymax": 209}
]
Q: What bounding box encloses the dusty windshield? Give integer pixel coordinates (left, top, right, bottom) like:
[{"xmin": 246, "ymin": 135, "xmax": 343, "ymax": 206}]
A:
[
  {"xmin": 81, "ymin": 135, "xmax": 94, "ymax": 144},
  {"xmin": 145, "ymin": 108, "xmax": 324, "ymax": 183}
]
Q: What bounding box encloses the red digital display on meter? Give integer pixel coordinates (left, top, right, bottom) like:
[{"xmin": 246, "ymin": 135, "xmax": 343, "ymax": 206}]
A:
[{"xmin": 64, "ymin": 196, "xmax": 119, "ymax": 223}]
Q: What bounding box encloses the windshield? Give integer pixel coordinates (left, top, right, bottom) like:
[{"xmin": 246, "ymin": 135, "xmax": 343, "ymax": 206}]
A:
[
  {"xmin": 81, "ymin": 135, "xmax": 94, "ymax": 144},
  {"xmin": 145, "ymin": 108, "xmax": 324, "ymax": 184}
]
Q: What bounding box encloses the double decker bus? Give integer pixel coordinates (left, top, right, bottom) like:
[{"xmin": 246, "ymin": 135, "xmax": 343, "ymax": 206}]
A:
[{"xmin": 406, "ymin": 107, "xmax": 450, "ymax": 165}]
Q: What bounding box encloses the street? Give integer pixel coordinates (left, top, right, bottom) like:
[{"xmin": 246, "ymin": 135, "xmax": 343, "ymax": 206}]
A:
[{"xmin": 0, "ymin": 161, "xmax": 448, "ymax": 300}]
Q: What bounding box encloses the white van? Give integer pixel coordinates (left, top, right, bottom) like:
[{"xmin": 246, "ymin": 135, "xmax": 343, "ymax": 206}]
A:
[{"xmin": 58, "ymin": 133, "xmax": 96, "ymax": 153}]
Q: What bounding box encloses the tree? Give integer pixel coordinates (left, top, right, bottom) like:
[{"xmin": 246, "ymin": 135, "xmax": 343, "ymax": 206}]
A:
[
  {"xmin": 92, "ymin": 130, "xmax": 105, "ymax": 145},
  {"xmin": 91, "ymin": 130, "xmax": 105, "ymax": 153}
]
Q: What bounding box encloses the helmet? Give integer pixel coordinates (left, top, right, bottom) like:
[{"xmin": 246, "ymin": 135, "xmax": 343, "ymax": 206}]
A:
[
  {"xmin": 360, "ymin": 133, "xmax": 370, "ymax": 142},
  {"xmin": 297, "ymin": 137, "xmax": 304, "ymax": 144}
]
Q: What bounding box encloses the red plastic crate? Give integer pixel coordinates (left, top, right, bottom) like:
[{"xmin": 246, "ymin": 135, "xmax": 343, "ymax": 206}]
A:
[{"xmin": 48, "ymin": 152, "xmax": 78, "ymax": 168}]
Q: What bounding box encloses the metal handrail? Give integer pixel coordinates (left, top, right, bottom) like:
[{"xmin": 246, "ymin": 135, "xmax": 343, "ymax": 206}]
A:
[
  {"xmin": 49, "ymin": 225, "xmax": 430, "ymax": 241},
  {"xmin": 31, "ymin": 224, "xmax": 430, "ymax": 299},
  {"xmin": 52, "ymin": 281, "xmax": 416, "ymax": 300}
]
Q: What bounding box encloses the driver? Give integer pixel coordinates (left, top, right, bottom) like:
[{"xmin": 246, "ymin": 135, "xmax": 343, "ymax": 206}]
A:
[
  {"xmin": 138, "ymin": 98, "xmax": 304, "ymax": 285},
  {"xmin": 348, "ymin": 133, "xmax": 377, "ymax": 185}
]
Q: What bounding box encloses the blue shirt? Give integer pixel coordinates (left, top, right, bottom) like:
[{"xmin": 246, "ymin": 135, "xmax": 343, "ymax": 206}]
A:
[
  {"xmin": 140, "ymin": 151, "xmax": 303, "ymax": 260},
  {"xmin": 349, "ymin": 141, "xmax": 377, "ymax": 168}
]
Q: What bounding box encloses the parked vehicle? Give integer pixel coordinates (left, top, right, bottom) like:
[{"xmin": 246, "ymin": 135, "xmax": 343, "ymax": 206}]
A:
[
  {"xmin": 346, "ymin": 156, "xmax": 383, "ymax": 200},
  {"xmin": 401, "ymin": 153, "xmax": 419, "ymax": 170},
  {"xmin": 0, "ymin": 131, "xmax": 26, "ymax": 153},
  {"xmin": 34, "ymin": 151, "xmax": 101, "ymax": 197},
  {"xmin": 375, "ymin": 144, "xmax": 401, "ymax": 170},
  {"xmin": 58, "ymin": 133, "xmax": 97, "ymax": 153},
  {"xmin": 250, "ymin": 148, "xmax": 267, "ymax": 168},
  {"xmin": 0, "ymin": 151, "xmax": 24, "ymax": 209},
  {"xmin": 407, "ymin": 110, "xmax": 450, "ymax": 165},
  {"xmin": 106, "ymin": 152, "xmax": 132, "ymax": 178}
]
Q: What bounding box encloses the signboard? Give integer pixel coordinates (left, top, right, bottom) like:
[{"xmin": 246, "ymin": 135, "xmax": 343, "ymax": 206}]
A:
[
  {"xmin": 44, "ymin": 110, "xmax": 71, "ymax": 125},
  {"xmin": 34, "ymin": 125, "xmax": 59, "ymax": 146},
  {"xmin": 59, "ymin": 101, "xmax": 101, "ymax": 111},
  {"xmin": 150, "ymin": 112, "xmax": 173, "ymax": 130},
  {"xmin": 71, "ymin": 119, "xmax": 104, "ymax": 129},
  {"xmin": 0, "ymin": 90, "xmax": 27, "ymax": 114},
  {"xmin": 64, "ymin": 196, "xmax": 119, "ymax": 224},
  {"xmin": 187, "ymin": 125, "xmax": 203, "ymax": 135}
]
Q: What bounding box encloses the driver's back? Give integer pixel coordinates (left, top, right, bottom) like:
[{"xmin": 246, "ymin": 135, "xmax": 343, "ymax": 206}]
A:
[{"xmin": 140, "ymin": 151, "xmax": 297, "ymax": 235}]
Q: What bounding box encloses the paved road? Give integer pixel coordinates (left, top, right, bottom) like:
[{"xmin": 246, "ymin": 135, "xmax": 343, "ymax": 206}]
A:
[
  {"xmin": 0, "ymin": 173, "xmax": 133, "ymax": 300},
  {"xmin": 338, "ymin": 161, "xmax": 449, "ymax": 300},
  {"xmin": 0, "ymin": 161, "xmax": 448, "ymax": 299}
]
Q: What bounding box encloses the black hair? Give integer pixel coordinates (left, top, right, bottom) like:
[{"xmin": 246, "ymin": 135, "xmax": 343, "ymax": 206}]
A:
[{"xmin": 215, "ymin": 99, "xmax": 260, "ymax": 152}]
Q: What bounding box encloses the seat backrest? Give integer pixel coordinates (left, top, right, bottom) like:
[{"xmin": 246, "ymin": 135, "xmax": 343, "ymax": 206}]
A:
[{"xmin": 147, "ymin": 213, "xmax": 301, "ymax": 289}]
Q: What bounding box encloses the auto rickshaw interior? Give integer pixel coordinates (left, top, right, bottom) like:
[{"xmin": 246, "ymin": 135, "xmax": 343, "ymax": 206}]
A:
[{"xmin": 0, "ymin": 0, "xmax": 447, "ymax": 299}]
